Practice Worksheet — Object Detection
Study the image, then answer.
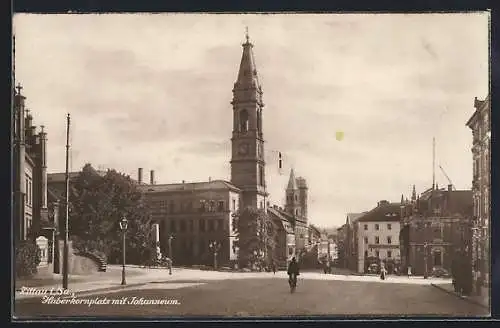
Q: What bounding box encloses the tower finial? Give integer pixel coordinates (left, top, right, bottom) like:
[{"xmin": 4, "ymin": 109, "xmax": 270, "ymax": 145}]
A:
[{"xmin": 245, "ymin": 26, "xmax": 249, "ymax": 43}]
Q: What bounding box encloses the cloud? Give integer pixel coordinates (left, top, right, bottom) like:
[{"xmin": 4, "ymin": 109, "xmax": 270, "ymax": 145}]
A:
[{"xmin": 15, "ymin": 13, "xmax": 489, "ymax": 228}]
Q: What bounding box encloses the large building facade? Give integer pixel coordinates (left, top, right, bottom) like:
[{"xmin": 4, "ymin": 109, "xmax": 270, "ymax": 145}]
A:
[
  {"xmin": 355, "ymin": 201, "xmax": 401, "ymax": 273},
  {"xmin": 400, "ymin": 186, "xmax": 473, "ymax": 278},
  {"xmin": 466, "ymin": 94, "xmax": 491, "ymax": 296},
  {"xmin": 13, "ymin": 84, "xmax": 54, "ymax": 269},
  {"xmin": 139, "ymin": 178, "xmax": 241, "ymax": 266}
]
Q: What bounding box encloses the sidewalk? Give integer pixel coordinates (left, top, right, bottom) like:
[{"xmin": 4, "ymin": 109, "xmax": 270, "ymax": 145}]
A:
[{"xmin": 431, "ymin": 283, "xmax": 490, "ymax": 309}]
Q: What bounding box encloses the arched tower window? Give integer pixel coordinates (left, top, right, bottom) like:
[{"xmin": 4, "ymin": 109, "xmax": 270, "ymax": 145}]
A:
[
  {"xmin": 257, "ymin": 109, "xmax": 262, "ymax": 133},
  {"xmin": 239, "ymin": 109, "xmax": 249, "ymax": 132}
]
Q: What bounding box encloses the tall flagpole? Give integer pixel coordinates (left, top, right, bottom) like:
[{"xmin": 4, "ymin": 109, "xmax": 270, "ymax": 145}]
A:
[{"xmin": 63, "ymin": 113, "xmax": 71, "ymax": 289}]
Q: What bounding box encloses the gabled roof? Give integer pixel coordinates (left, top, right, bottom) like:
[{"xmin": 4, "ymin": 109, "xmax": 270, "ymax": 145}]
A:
[
  {"xmin": 267, "ymin": 207, "xmax": 294, "ymax": 234},
  {"xmin": 138, "ymin": 180, "xmax": 241, "ymax": 194},
  {"xmin": 346, "ymin": 212, "xmax": 365, "ymax": 224},
  {"xmin": 357, "ymin": 203, "xmax": 401, "ymax": 222}
]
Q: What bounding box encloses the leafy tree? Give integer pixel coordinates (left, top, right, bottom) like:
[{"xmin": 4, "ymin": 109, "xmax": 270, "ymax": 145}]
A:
[
  {"xmin": 69, "ymin": 164, "xmax": 154, "ymax": 265},
  {"xmin": 232, "ymin": 206, "xmax": 277, "ymax": 269}
]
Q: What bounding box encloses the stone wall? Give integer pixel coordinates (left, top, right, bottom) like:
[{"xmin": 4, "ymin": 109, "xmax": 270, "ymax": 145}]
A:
[{"xmin": 57, "ymin": 240, "xmax": 99, "ymax": 275}]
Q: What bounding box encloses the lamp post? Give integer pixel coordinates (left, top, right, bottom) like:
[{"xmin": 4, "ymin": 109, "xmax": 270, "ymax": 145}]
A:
[
  {"xmin": 168, "ymin": 235, "xmax": 174, "ymax": 275},
  {"xmin": 209, "ymin": 241, "xmax": 221, "ymax": 270},
  {"xmin": 423, "ymin": 242, "xmax": 428, "ymax": 279},
  {"xmin": 119, "ymin": 216, "xmax": 128, "ymax": 285}
]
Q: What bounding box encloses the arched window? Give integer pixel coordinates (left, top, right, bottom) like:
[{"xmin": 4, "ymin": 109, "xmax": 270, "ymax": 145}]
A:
[
  {"xmin": 257, "ymin": 109, "xmax": 262, "ymax": 133},
  {"xmin": 239, "ymin": 109, "xmax": 249, "ymax": 132}
]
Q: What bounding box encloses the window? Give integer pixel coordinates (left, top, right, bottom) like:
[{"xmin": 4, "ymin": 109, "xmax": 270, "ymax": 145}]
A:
[
  {"xmin": 220, "ymin": 219, "xmax": 225, "ymax": 231},
  {"xmin": 375, "ymin": 250, "xmax": 380, "ymax": 258},
  {"xmin": 180, "ymin": 221, "xmax": 186, "ymax": 232},
  {"xmin": 218, "ymin": 201, "xmax": 224, "ymax": 212},
  {"xmin": 375, "ymin": 236, "xmax": 380, "ymax": 244},
  {"xmin": 364, "ymin": 237, "xmax": 368, "ymax": 244},
  {"xmin": 387, "ymin": 251, "xmax": 392, "ymax": 258},
  {"xmin": 200, "ymin": 200, "xmax": 206, "ymax": 212},
  {"xmin": 295, "ymin": 209, "xmax": 299, "ymax": 215},
  {"xmin": 364, "ymin": 224, "xmax": 368, "ymax": 230},
  {"xmin": 189, "ymin": 220, "xmax": 194, "ymax": 232},
  {"xmin": 208, "ymin": 220, "xmax": 214, "ymax": 231},
  {"xmin": 239, "ymin": 109, "xmax": 249, "ymax": 132},
  {"xmin": 170, "ymin": 220, "xmax": 177, "ymax": 232},
  {"xmin": 375, "ymin": 224, "xmax": 379, "ymax": 230},
  {"xmin": 387, "ymin": 224, "xmax": 392, "ymax": 230},
  {"xmin": 433, "ymin": 250, "xmax": 442, "ymax": 266},
  {"xmin": 232, "ymin": 199, "xmax": 236, "ymax": 211},
  {"xmin": 199, "ymin": 219, "xmax": 205, "ymax": 232},
  {"xmin": 289, "ymin": 248, "xmax": 293, "ymax": 256},
  {"xmin": 209, "ymin": 201, "xmax": 216, "ymax": 212},
  {"xmin": 169, "ymin": 201, "xmax": 175, "ymax": 214},
  {"xmin": 364, "ymin": 250, "xmax": 368, "ymax": 257},
  {"xmin": 25, "ymin": 178, "xmax": 28, "ymax": 204},
  {"xmin": 387, "ymin": 236, "xmax": 392, "ymax": 244},
  {"xmin": 295, "ymin": 195, "xmax": 298, "ymax": 201},
  {"xmin": 260, "ymin": 201, "xmax": 263, "ymax": 209}
]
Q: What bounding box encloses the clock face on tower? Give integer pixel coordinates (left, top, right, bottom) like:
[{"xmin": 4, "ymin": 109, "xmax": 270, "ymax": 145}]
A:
[{"xmin": 238, "ymin": 143, "xmax": 249, "ymax": 155}]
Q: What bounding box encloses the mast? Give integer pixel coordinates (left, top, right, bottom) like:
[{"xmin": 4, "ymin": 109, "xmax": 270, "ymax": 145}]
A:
[{"xmin": 432, "ymin": 137, "xmax": 436, "ymax": 190}]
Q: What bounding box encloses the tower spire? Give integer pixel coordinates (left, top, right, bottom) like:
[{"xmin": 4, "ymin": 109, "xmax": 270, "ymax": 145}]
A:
[
  {"xmin": 245, "ymin": 26, "xmax": 249, "ymax": 43},
  {"xmin": 287, "ymin": 168, "xmax": 298, "ymax": 190},
  {"xmin": 412, "ymin": 184, "xmax": 416, "ymax": 201}
]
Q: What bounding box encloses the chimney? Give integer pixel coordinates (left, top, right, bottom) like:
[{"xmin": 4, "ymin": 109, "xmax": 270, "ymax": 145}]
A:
[
  {"xmin": 150, "ymin": 170, "xmax": 155, "ymax": 185},
  {"xmin": 209, "ymin": 176, "xmax": 212, "ymax": 182},
  {"xmin": 448, "ymin": 184, "xmax": 453, "ymax": 192},
  {"xmin": 138, "ymin": 168, "xmax": 143, "ymax": 184},
  {"xmin": 182, "ymin": 180, "xmax": 185, "ymax": 184}
]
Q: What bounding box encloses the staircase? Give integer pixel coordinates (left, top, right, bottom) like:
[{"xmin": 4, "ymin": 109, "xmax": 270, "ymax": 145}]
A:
[{"xmin": 76, "ymin": 251, "xmax": 107, "ymax": 272}]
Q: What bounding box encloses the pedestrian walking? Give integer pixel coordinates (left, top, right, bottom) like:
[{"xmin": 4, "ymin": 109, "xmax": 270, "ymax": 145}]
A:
[
  {"xmin": 380, "ymin": 262, "xmax": 387, "ymax": 280},
  {"xmin": 272, "ymin": 261, "xmax": 276, "ymax": 275}
]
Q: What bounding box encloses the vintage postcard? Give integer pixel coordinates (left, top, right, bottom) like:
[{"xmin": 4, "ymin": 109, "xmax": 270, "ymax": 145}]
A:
[{"xmin": 12, "ymin": 12, "xmax": 490, "ymax": 319}]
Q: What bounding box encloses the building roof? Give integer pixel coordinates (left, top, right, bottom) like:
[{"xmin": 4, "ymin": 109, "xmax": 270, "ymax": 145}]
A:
[
  {"xmin": 346, "ymin": 212, "xmax": 365, "ymax": 224},
  {"xmin": 138, "ymin": 180, "xmax": 241, "ymax": 194},
  {"xmin": 417, "ymin": 188, "xmax": 473, "ymax": 217},
  {"xmin": 286, "ymin": 168, "xmax": 298, "ymax": 190},
  {"xmin": 47, "ymin": 169, "xmax": 107, "ymax": 183},
  {"xmin": 234, "ymin": 33, "xmax": 261, "ymax": 90},
  {"xmin": 268, "ymin": 207, "xmax": 294, "ymax": 234},
  {"xmin": 357, "ymin": 202, "xmax": 401, "ymax": 222}
]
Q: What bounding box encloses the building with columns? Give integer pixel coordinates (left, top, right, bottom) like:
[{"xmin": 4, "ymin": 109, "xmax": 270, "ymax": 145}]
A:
[{"xmin": 466, "ymin": 94, "xmax": 490, "ymax": 297}]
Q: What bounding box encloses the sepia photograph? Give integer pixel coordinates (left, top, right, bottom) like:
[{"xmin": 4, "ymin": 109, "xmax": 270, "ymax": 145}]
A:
[{"xmin": 12, "ymin": 12, "xmax": 490, "ymax": 319}]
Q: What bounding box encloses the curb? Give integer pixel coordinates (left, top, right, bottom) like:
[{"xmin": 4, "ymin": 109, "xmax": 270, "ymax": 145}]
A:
[{"xmin": 430, "ymin": 283, "xmax": 489, "ymax": 309}]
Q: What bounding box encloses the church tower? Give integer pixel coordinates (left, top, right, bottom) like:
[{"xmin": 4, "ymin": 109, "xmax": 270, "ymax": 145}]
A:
[
  {"xmin": 230, "ymin": 30, "xmax": 267, "ymax": 210},
  {"xmin": 285, "ymin": 169, "xmax": 301, "ymax": 217}
]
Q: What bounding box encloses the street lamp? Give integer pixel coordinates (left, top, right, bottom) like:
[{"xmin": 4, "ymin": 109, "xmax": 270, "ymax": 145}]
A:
[
  {"xmin": 423, "ymin": 242, "xmax": 428, "ymax": 279},
  {"xmin": 119, "ymin": 216, "xmax": 128, "ymax": 285},
  {"xmin": 209, "ymin": 241, "xmax": 221, "ymax": 270},
  {"xmin": 168, "ymin": 235, "xmax": 174, "ymax": 275}
]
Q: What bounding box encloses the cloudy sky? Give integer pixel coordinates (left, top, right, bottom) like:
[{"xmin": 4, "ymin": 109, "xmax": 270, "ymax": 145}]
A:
[{"xmin": 14, "ymin": 13, "xmax": 489, "ymax": 228}]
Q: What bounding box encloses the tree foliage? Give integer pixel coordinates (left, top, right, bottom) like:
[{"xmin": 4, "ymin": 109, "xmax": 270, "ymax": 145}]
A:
[
  {"xmin": 232, "ymin": 206, "xmax": 277, "ymax": 269},
  {"xmin": 16, "ymin": 240, "xmax": 41, "ymax": 278},
  {"xmin": 69, "ymin": 164, "xmax": 154, "ymax": 265}
]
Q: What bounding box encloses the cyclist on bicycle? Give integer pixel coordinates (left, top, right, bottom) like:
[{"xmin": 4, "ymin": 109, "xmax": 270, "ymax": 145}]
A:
[{"xmin": 287, "ymin": 257, "xmax": 300, "ymax": 287}]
